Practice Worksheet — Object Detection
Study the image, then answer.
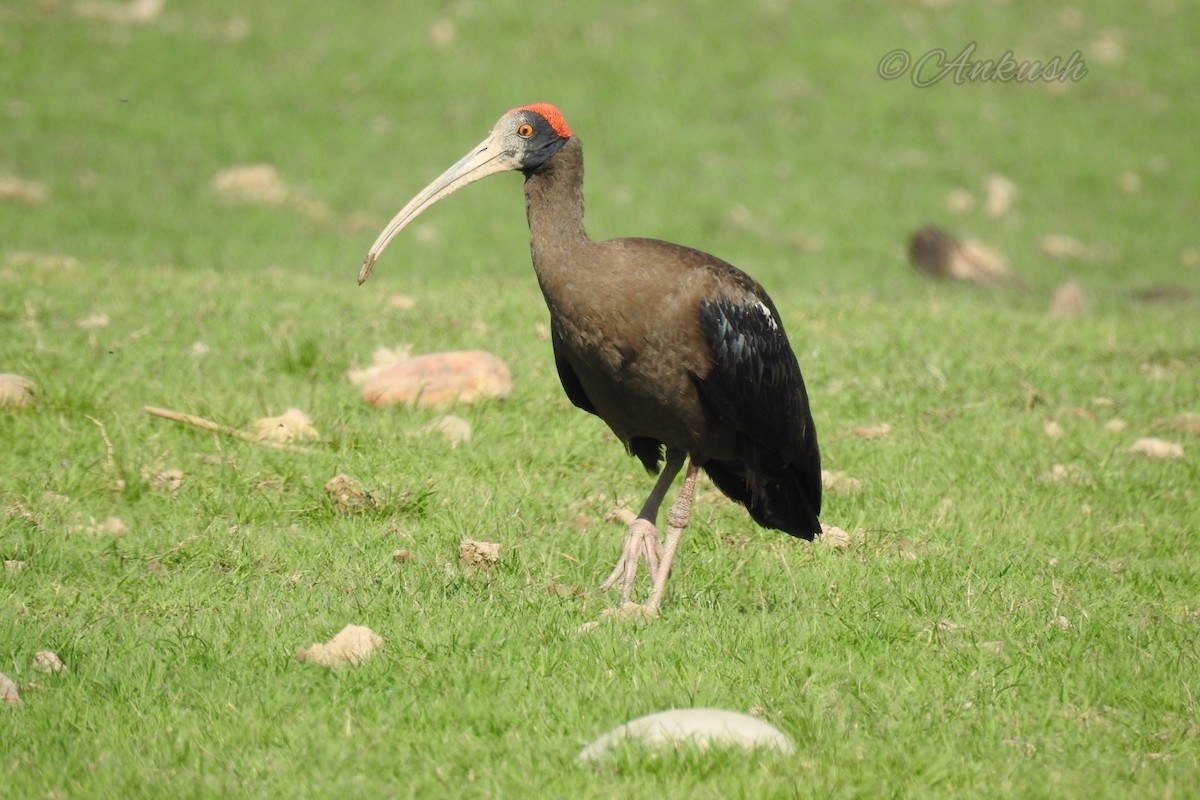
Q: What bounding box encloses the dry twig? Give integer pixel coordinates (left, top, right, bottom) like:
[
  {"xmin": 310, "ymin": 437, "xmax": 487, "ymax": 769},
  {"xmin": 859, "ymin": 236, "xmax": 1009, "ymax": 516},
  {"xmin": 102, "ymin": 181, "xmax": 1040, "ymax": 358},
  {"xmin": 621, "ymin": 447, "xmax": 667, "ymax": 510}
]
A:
[{"xmin": 143, "ymin": 406, "xmax": 315, "ymax": 453}]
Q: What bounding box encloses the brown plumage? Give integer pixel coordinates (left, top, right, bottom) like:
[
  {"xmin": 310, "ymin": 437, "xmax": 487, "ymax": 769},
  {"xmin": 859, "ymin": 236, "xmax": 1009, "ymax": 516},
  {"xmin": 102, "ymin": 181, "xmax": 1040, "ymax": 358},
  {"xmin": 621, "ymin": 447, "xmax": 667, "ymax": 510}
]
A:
[{"xmin": 360, "ymin": 104, "xmax": 821, "ymax": 611}]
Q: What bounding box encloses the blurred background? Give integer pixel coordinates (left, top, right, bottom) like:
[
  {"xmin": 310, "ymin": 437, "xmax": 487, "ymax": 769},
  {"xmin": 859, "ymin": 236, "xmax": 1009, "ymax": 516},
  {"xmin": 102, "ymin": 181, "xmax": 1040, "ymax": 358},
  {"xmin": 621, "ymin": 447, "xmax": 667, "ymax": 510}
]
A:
[{"xmin": 3, "ymin": 0, "xmax": 1197, "ymax": 303}]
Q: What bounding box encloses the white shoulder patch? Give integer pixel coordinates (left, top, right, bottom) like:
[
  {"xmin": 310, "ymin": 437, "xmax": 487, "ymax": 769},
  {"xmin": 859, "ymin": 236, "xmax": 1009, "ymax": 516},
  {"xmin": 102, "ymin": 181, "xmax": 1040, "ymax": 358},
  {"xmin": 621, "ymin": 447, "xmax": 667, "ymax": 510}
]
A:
[{"xmin": 755, "ymin": 300, "xmax": 779, "ymax": 331}]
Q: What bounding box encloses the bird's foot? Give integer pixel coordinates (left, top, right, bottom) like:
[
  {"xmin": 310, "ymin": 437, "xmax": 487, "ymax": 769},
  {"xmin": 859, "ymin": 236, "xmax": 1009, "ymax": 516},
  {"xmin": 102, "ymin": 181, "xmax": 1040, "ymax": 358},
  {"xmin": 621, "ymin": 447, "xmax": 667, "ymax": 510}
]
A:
[{"xmin": 598, "ymin": 518, "xmax": 663, "ymax": 604}]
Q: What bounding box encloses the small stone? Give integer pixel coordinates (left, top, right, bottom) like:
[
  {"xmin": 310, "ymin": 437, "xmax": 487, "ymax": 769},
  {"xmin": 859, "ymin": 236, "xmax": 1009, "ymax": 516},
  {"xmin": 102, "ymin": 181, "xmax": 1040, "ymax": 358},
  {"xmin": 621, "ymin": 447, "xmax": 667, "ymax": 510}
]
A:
[
  {"xmin": 0, "ymin": 176, "xmax": 49, "ymax": 204},
  {"xmin": 983, "ymin": 174, "xmax": 1016, "ymax": 218},
  {"xmin": 1151, "ymin": 413, "xmax": 1200, "ymax": 436},
  {"xmin": 212, "ymin": 163, "xmax": 289, "ymax": 205},
  {"xmin": 324, "ymin": 474, "xmax": 384, "ymax": 514},
  {"xmin": 0, "ymin": 672, "xmax": 18, "ymax": 702},
  {"xmin": 1129, "ymin": 438, "xmax": 1185, "ymax": 460},
  {"xmin": 76, "ymin": 313, "xmax": 110, "ymax": 329},
  {"xmin": 143, "ymin": 468, "xmax": 184, "ymax": 493},
  {"xmin": 1043, "ymin": 463, "xmax": 1089, "ymax": 484},
  {"xmin": 248, "ymin": 409, "xmax": 319, "ymax": 443},
  {"xmin": 1039, "ymin": 234, "xmax": 1087, "ymax": 259},
  {"xmin": 821, "ymin": 470, "xmax": 862, "ymax": 493},
  {"xmin": 850, "ymin": 423, "xmax": 891, "ymax": 439},
  {"xmin": 387, "ymin": 293, "xmax": 417, "ymax": 310},
  {"xmin": 75, "ymin": 0, "xmax": 164, "ymax": 24},
  {"xmin": 0, "ymin": 373, "xmax": 36, "ymax": 409},
  {"xmin": 945, "ymin": 189, "xmax": 975, "ymax": 213},
  {"xmin": 413, "ymin": 414, "xmax": 472, "ymax": 447},
  {"xmin": 392, "ymin": 549, "xmax": 413, "ymax": 563},
  {"xmin": 1048, "ymin": 280, "xmax": 1086, "ymax": 317},
  {"xmin": 819, "ymin": 524, "xmax": 851, "ymax": 549},
  {"xmin": 1117, "ymin": 171, "xmax": 1142, "ymax": 193},
  {"xmin": 427, "ymin": 17, "xmax": 455, "ymax": 47},
  {"xmin": 68, "ymin": 516, "xmax": 129, "ymax": 536},
  {"xmin": 578, "ymin": 708, "xmax": 796, "ymax": 763},
  {"xmin": 1091, "ymin": 30, "xmax": 1124, "ymax": 63},
  {"xmin": 603, "ymin": 507, "xmax": 637, "ymax": 526},
  {"xmin": 32, "ymin": 651, "xmax": 67, "ymax": 675},
  {"xmin": 459, "ymin": 539, "xmax": 500, "ymax": 568},
  {"xmin": 913, "ymin": 226, "xmax": 1019, "ymax": 284}
]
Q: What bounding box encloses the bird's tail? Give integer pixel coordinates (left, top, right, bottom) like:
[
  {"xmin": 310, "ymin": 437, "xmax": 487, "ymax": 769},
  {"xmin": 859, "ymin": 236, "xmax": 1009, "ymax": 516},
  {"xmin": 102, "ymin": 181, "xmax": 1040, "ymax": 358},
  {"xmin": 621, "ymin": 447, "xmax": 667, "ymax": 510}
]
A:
[{"xmin": 702, "ymin": 457, "xmax": 821, "ymax": 540}]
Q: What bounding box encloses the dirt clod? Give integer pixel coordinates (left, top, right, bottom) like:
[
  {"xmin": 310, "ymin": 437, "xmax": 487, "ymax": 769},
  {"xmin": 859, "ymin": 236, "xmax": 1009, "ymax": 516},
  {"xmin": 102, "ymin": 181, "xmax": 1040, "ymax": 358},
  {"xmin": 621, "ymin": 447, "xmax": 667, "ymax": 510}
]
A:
[
  {"xmin": 324, "ymin": 474, "xmax": 385, "ymax": 514},
  {"xmin": 459, "ymin": 539, "xmax": 500, "ymax": 568},
  {"xmin": 295, "ymin": 624, "xmax": 382, "ymax": 668}
]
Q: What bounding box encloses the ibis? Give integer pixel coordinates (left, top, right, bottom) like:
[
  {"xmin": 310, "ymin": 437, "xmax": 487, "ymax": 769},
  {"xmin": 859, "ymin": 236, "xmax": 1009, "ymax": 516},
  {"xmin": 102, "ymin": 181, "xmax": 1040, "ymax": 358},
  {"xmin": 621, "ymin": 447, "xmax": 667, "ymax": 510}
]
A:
[{"xmin": 360, "ymin": 103, "xmax": 822, "ymax": 612}]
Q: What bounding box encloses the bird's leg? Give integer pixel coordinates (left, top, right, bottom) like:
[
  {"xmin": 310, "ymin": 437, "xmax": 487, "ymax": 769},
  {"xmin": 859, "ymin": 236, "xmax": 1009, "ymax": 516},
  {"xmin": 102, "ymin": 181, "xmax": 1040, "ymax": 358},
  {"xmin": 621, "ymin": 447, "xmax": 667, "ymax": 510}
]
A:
[
  {"xmin": 644, "ymin": 459, "xmax": 699, "ymax": 612},
  {"xmin": 598, "ymin": 450, "xmax": 686, "ymax": 604}
]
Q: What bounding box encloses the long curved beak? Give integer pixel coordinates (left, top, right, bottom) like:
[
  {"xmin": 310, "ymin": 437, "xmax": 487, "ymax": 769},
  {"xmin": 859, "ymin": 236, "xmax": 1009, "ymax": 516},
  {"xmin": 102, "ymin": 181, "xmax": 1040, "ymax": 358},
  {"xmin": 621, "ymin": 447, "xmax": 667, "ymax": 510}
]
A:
[{"xmin": 358, "ymin": 130, "xmax": 517, "ymax": 284}]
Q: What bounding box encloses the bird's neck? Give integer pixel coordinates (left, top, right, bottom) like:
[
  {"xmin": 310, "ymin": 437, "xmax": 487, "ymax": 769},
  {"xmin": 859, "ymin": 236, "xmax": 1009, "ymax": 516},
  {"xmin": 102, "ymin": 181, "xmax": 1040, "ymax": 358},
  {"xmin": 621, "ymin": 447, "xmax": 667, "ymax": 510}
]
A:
[{"xmin": 524, "ymin": 136, "xmax": 590, "ymax": 271}]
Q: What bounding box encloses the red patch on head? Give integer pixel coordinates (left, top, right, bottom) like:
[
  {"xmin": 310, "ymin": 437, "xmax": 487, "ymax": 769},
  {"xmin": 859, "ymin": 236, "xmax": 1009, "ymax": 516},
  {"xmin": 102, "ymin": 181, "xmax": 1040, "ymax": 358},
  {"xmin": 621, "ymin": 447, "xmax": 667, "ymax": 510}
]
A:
[{"xmin": 514, "ymin": 102, "xmax": 571, "ymax": 138}]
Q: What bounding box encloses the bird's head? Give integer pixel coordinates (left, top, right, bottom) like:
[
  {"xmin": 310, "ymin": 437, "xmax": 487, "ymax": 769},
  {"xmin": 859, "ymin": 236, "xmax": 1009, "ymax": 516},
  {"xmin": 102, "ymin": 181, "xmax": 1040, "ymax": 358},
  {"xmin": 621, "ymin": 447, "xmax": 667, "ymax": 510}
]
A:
[{"xmin": 358, "ymin": 103, "xmax": 572, "ymax": 284}]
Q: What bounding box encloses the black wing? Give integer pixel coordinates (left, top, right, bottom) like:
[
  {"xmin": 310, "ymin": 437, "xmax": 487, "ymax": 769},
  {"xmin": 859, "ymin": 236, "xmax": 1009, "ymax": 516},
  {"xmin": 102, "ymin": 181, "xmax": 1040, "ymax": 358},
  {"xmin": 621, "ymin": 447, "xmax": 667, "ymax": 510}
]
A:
[{"xmin": 695, "ymin": 293, "xmax": 822, "ymax": 538}]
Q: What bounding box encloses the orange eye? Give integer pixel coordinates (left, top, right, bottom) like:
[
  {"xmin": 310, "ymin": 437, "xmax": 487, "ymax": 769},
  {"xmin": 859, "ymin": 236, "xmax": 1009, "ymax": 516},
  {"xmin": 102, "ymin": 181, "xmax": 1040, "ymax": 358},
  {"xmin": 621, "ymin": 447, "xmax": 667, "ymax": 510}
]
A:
[{"xmin": 517, "ymin": 123, "xmax": 534, "ymax": 138}]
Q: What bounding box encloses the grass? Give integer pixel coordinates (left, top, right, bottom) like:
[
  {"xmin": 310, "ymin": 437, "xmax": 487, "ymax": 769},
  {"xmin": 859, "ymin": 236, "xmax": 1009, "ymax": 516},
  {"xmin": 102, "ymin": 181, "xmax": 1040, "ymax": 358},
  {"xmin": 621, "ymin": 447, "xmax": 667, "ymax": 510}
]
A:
[{"xmin": 3, "ymin": 0, "xmax": 1199, "ymax": 796}]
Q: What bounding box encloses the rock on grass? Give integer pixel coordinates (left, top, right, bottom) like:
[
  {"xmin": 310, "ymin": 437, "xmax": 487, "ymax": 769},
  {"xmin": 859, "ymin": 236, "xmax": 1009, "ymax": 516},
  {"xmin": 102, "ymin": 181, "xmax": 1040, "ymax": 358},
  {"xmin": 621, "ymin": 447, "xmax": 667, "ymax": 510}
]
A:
[
  {"xmin": 1, "ymin": 672, "xmax": 18, "ymax": 702},
  {"xmin": 1048, "ymin": 280, "xmax": 1086, "ymax": 317},
  {"xmin": 32, "ymin": 651, "xmax": 67, "ymax": 675},
  {"xmin": 324, "ymin": 474, "xmax": 385, "ymax": 514},
  {"xmin": 0, "ymin": 373, "xmax": 35, "ymax": 409},
  {"xmin": 578, "ymin": 708, "xmax": 796, "ymax": 763},
  {"xmin": 1151, "ymin": 413, "xmax": 1200, "ymax": 436},
  {"xmin": 0, "ymin": 176, "xmax": 48, "ymax": 204},
  {"xmin": 821, "ymin": 470, "xmax": 862, "ymax": 494},
  {"xmin": 359, "ymin": 351, "xmax": 511, "ymax": 409},
  {"xmin": 295, "ymin": 625, "xmax": 382, "ymax": 668},
  {"xmin": 908, "ymin": 226, "xmax": 1016, "ymax": 285},
  {"xmin": 459, "ymin": 539, "xmax": 500, "ymax": 568},
  {"xmin": 1129, "ymin": 438, "xmax": 1185, "ymax": 459},
  {"xmin": 248, "ymin": 408, "xmax": 320, "ymax": 443},
  {"xmin": 819, "ymin": 524, "xmax": 851, "ymax": 548},
  {"xmin": 412, "ymin": 414, "xmax": 472, "ymax": 447}
]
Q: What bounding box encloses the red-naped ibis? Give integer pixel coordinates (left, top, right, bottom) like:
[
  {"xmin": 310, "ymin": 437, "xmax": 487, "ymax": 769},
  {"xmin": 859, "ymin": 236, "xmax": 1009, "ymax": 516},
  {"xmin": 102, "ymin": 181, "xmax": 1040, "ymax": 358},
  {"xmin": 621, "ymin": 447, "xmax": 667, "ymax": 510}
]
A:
[{"xmin": 359, "ymin": 103, "xmax": 821, "ymax": 612}]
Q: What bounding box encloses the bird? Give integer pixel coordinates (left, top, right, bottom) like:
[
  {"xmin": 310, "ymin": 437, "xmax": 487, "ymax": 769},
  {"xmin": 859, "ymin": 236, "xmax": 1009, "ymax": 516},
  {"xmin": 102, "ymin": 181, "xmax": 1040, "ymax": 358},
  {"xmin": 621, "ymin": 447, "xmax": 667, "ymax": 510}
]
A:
[{"xmin": 359, "ymin": 103, "xmax": 821, "ymax": 612}]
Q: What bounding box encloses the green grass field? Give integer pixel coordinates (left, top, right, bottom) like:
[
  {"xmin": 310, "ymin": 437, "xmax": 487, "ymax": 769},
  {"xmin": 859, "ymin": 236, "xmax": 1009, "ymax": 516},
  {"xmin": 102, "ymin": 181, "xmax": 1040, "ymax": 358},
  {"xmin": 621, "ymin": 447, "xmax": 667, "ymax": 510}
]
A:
[{"xmin": 3, "ymin": 1, "xmax": 1199, "ymax": 796}]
